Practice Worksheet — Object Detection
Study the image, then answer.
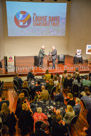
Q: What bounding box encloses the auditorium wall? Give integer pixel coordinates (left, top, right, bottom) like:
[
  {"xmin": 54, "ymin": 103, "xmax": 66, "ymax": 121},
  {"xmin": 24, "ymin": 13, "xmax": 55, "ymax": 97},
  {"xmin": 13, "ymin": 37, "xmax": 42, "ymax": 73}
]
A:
[
  {"xmin": 68, "ymin": 0, "xmax": 91, "ymax": 59},
  {"xmin": 2, "ymin": 0, "xmax": 91, "ymax": 59},
  {"xmin": 2, "ymin": 0, "xmax": 70, "ymax": 57},
  {"xmin": 0, "ymin": 0, "xmax": 5, "ymax": 60}
]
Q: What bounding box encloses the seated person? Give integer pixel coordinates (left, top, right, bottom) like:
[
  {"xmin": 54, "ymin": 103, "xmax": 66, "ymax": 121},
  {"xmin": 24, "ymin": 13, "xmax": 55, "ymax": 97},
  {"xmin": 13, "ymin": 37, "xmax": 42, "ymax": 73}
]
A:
[
  {"xmin": 27, "ymin": 69, "xmax": 34, "ymax": 80},
  {"xmin": 73, "ymin": 98, "xmax": 81, "ymax": 116},
  {"xmin": 53, "ymin": 75, "xmax": 59, "ymax": 87},
  {"xmin": 14, "ymin": 73, "xmax": 23, "ymax": 90},
  {"xmin": 0, "ymin": 95, "xmax": 9, "ymax": 110},
  {"xmin": 54, "ymin": 89, "xmax": 64, "ymax": 103},
  {"xmin": 43, "ymin": 70, "xmax": 51, "ymax": 81},
  {"xmin": 46, "ymin": 79, "xmax": 54, "ymax": 94},
  {"xmin": 63, "ymin": 74, "xmax": 73, "ymax": 89},
  {"xmin": 63, "ymin": 105, "xmax": 75, "ymax": 125},
  {"xmin": 74, "ymin": 50, "xmax": 83, "ymax": 64},
  {"xmin": 22, "ymin": 81, "xmax": 30, "ymax": 92},
  {"xmin": 0, "ymin": 103, "xmax": 16, "ymax": 135},
  {"xmin": 51, "ymin": 114, "xmax": 67, "ymax": 136},
  {"xmin": 83, "ymin": 108, "xmax": 91, "ymax": 136},
  {"xmin": 35, "ymin": 123, "xmax": 49, "ymax": 136},
  {"xmin": 34, "ymin": 80, "xmax": 41, "ymax": 93},
  {"xmin": 38, "ymin": 85, "xmax": 49, "ymax": 101},
  {"xmin": 66, "ymin": 93, "xmax": 75, "ymax": 107},
  {"xmin": 82, "ymin": 75, "xmax": 91, "ymax": 88},
  {"xmin": 81, "ymin": 90, "xmax": 91, "ymax": 111},
  {"xmin": 18, "ymin": 103, "xmax": 34, "ymax": 135},
  {"xmin": 15, "ymin": 93, "xmax": 25, "ymax": 118},
  {"xmin": 33, "ymin": 107, "xmax": 48, "ymax": 131},
  {"xmin": 51, "ymin": 109, "xmax": 62, "ymax": 123}
]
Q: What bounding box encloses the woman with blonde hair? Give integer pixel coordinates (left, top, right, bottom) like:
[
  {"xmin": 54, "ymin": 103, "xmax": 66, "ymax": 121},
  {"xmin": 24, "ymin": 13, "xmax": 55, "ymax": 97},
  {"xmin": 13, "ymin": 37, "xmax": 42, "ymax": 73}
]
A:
[
  {"xmin": 43, "ymin": 70, "xmax": 51, "ymax": 81},
  {"xmin": 63, "ymin": 105, "xmax": 75, "ymax": 125},
  {"xmin": 33, "ymin": 107, "xmax": 48, "ymax": 131},
  {"xmin": 22, "ymin": 81, "xmax": 28, "ymax": 88},
  {"xmin": 18, "ymin": 102, "xmax": 34, "ymax": 135},
  {"xmin": 0, "ymin": 103, "xmax": 16, "ymax": 135},
  {"xmin": 0, "ymin": 103, "xmax": 10, "ymax": 117},
  {"xmin": 46, "ymin": 79, "xmax": 54, "ymax": 94}
]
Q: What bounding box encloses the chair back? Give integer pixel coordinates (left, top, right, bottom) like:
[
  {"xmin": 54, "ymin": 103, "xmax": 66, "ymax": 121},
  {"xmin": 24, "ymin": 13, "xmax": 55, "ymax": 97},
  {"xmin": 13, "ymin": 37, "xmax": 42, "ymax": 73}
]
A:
[
  {"xmin": 81, "ymin": 100, "xmax": 87, "ymax": 109},
  {"xmin": 71, "ymin": 115, "xmax": 78, "ymax": 125},
  {"xmin": 58, "ymin": 54, "xmax": 65, "ymax": 64},
  {"xmin": 21, "ymin": 89, "xmax": 29, "ymax": 98},
  {"xmin": 35, "ymin": 121, "xmax": 44, "ymax": 130},
  {"xmin": 13, "ymin": 79, "xmax": 19, "ymax": 88}
]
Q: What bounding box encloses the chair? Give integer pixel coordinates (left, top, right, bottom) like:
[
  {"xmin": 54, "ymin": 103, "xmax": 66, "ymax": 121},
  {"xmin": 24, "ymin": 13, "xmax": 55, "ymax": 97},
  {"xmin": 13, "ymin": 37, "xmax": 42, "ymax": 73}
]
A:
[
  {"xmin": 81, "ymin": 100, "xmax": 87, "ymax": 112},
  {"xmin": 72, "ymin": 84, "xmax": 80, "ymax": 97},
  {"xmin": 68, "ymin": 115, "xmax": 78, "ymax": 136},
  {"xmin": 50, "ymin": 86, "xmax": 56, "ymax": 99},
  {"xmin": 13, "ymin": 79, "xmax": 19, "ymax": 88},
  {"xmin": 21, "ymin": 89, "xmax": 29, "ymax": 99},
  {"xmin": 13, "ymin": 79, "xmax": 21, "ymax": 94},
  {"xmin": 0, "ymin": 61, "xmax": 2, "ymax": 68},
  {"xmin": 0, "ymin": 117, "xmax": 3, "ymax": 136},
  {"xmin": 58, "ymin": 54, "xmax": 65, "ymax": 64},
  {"xmin": 0, "ymin": 81, "xmax": 4, "ymax": 94},
  {"xmin": 35, "ymin": 121, "xmax": 44, "ymax": 130}
]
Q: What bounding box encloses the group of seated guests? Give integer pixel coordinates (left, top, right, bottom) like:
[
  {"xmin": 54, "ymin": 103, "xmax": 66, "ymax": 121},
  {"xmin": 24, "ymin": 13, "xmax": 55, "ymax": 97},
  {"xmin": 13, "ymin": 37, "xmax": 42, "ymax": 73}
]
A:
[{"xmin": 0, "ymin": 69, "xmax": 91, "ymax": 135}]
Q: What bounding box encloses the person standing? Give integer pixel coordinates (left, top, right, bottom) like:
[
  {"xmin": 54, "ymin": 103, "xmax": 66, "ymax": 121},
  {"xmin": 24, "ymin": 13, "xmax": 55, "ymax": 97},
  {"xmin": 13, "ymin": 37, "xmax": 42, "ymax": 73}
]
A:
[
  {"xmin": 51, "ymin": 46, "xmax": 57, "ymax": 69},
  {"xmin": 38, "ymin": 46, "xmax": 45, "ymax": 68}
]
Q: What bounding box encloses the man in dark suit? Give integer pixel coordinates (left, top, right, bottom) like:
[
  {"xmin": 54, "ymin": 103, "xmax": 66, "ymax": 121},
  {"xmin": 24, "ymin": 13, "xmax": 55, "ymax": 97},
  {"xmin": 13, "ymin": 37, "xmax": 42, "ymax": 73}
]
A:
[
  {"xmin": 38, "ymin": 46, "xmax": 45, "ymax": 68},
  {"xmin": 51, "ymin": 46, "xmax": 57, "ymax": 69}
]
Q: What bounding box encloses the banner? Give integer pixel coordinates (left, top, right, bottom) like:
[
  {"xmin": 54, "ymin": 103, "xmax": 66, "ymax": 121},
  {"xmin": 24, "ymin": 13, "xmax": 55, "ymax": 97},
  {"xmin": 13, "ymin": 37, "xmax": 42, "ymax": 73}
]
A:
[{"xmin": 7, "ymin": 56, "xmax": 15, "ymax": 72}]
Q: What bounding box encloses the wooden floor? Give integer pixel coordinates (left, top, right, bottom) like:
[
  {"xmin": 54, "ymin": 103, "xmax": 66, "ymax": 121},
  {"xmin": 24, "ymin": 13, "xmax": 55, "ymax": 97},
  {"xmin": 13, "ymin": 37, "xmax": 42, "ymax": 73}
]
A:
[{"xmin": 2, "ymin": 89, "xmax": 88, "ymax": 136}]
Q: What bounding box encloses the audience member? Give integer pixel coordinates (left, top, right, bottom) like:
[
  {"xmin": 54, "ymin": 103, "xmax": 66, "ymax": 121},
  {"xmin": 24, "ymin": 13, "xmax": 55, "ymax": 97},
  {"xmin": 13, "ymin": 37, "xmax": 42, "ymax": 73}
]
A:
[
  {"xmin": 63, "ymin": 74, "xmax": 73, "ymax": 89},
  {"xmin": 63, "ymin": 105, "xmax": 75, "ymax": 125},
  {"xmin": 82, "ymin": 75, "xmax": 91, "ymax": 87},
  {"xmin": 66, "ymin": 93, "xmax": 75, "ymax": 107},
  {"xmin": 51, "ymin": 114, "xmax": 67, "ymax": 136},
  {"xmin": 54, "ymin": 89, "xmax": 64, "ymax": 103},
  {"xmin": 38, "ymin": 85, "xmax": 49, "ymax": 101},
  {"xmin": 27, "ymin": 69, "xmax": 34, "ymax": 80},
  {"xmin": 43, "ymin": 70, "xmax": 51, "ymax": 81},
  {"xmin": 18, "ymin": 103, "xmax": 34, "ymax": 135},
  {"xmin": 81, "ymin": 90, "xmax": 91, "ymax": 111},
  {"xmin": 53, "ymin": 75, "xmax": 59, "ymax": 87},
  {"xmin": 33, "ymin": 107, "xmax": 48, "ymax": 131},
  {"xmin": 73, "ymin": 98, "xmax": 81, "ymax": 116},
  {"xmin": 46, "ymin": 79, "xmax": 54, "ymax": 94}
]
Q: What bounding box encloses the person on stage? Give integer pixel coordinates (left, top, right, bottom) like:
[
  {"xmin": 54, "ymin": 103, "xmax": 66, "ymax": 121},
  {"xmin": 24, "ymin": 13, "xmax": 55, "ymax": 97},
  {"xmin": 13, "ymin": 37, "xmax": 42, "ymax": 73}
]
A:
[
  {"xmin": 51, "ymin": 46, "xmax": 57, "ymax": 69},
  {"xmin": 38, "ymin": 45, "xmax": 45, "ymax": 68}
]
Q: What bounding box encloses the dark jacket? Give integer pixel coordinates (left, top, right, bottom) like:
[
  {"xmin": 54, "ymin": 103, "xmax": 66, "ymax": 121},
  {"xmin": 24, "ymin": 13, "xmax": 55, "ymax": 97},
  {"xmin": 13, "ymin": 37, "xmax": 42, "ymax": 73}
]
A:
[
  {"xmin": 18, "ymin": 110, "xmax": 34, "ymax": 135},
  {"xmin": 27, "ymin": 72, "xmax": 34, "ymax": 80},
  {"xmin": 54, "ymin": 92, "xmax": 64, "ymax": 103},
  {"xmin": 51, "ymin": 49, "xmax": 57, "ymax": 60},
  {"xmin": 38, "ymin": 49, "xmax": 45, "ymax": 58},
  {"xmin": 73, "ymin": 104, "xmax": 81, "ymax": 116},
  {"xmin": 51, "ymin": 121, "xmax": 67, "ymax": 136}
]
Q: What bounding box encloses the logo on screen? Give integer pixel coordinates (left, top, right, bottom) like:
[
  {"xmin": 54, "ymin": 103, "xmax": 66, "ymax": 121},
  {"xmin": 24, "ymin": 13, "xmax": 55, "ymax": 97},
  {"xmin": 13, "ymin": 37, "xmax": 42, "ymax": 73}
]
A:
[{"xmin": 14, "ymin": 11, "xmax": 31, "ymax": 28}]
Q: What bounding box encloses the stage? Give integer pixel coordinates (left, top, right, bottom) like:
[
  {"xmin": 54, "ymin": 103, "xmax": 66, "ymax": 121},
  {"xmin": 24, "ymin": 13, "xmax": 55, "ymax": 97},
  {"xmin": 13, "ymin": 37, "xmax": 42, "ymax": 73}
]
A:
[{"xmin": 0, "ymin": 55, "xmax": 90, "ymax": 77}]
